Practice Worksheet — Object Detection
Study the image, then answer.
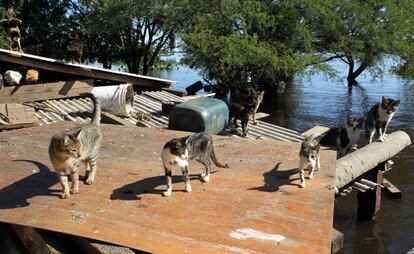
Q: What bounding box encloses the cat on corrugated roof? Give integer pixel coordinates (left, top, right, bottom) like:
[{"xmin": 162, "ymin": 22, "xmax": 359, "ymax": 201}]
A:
[
  {"xmin": 48, "ymin": 95, "xmax": 102, "ymax": 199},
  {"xmin": 229, "ymin": 87, "xmax": 264, "ymax": 137}
]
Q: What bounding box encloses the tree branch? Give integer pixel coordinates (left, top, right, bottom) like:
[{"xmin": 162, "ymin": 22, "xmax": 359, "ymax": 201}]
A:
[{"xmin": 306, "ymin": 54, "xmax": 346, "ymax": 66}]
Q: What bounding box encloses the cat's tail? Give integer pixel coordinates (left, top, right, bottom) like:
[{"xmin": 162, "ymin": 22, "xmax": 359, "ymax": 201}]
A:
[
  {"xmin": 90, "ymin": 95, "xmax": 101, "ymax": 126},
  {"xmin": 210, "ymin": 139, "xmax": 229, "ymax": 168}
]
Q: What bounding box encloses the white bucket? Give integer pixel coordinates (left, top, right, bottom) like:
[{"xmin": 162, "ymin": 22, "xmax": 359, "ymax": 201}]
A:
[{"xmin": 92, "ymin": 84, "xmax": 134, "ymax": 117}]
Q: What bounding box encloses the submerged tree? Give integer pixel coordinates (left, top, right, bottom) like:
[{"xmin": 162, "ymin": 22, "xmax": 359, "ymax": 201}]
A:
[
  {"xmin": 301, "ymin": 0, "xmax": 414, "ymax": 86},
  {"xmin": 182, "ymin": 0, "xmax": 414, "ymax": 93},
  {"xmin": 181, "ymin": 0, "xmax": 330, "ymax": 94}
]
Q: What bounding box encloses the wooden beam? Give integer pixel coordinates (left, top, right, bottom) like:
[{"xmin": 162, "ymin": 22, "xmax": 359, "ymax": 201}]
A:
[
  {"xmin": 382, "ymin": 178, "xmax": 402, "ymax": 198},
  {"xmin": 254, "ymin": 112, "xmax": 270, "ymax": 120},
  {"xmin": 0, "ymin": 79, "xmax": 94, "ymax": 103},
  {"xmin": 101, "ymin": 111, "xmax": 136, "ymax": 127},
  {"xmin": 11, "ymin": 224, "xmax": 62, "ymax": 254},
  {"xmin": 1, "ymin": 103, "xmax": 39, "ymax": 124},
  {"xmin": 162, "ymin": 87, "xmax": 187, "ymax": 97},
  {"xmin": 335, "ymin": 131, "xmax": 411, "ymax": 189},
  {"xmin": 301, "ymin": 126, "xmax": 330, "ymax": 139},
  {"xmin": 0, "ymin": 223, "xmax": 28, "ymax": 254},
  {"xmin": 0, "ymin": 49, "xmax": 172, "ymax": 88},
  {"xmin": 0, "ymin": 122, "xmax": 39, "ymax": 131}
]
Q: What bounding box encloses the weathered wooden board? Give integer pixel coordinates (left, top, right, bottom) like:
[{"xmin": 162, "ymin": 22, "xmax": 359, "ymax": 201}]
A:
[
  {"xmin": 0, "ymin": 103, "xmax": 39, "ymax": 124},
  {"xmin": 382, "ymin": 178, "xmax": 402, "ymax": 198},
  {"xmin": 301, "ymin": 126, "xmax": 330, "ymax": 139},
  {"xmin": 0, "ymin": 123, "xmax": 336, "ymax": 254},
  {"xmin": 0, "ymin": 49, "xmax": 172, "ymax": 88},
  {"xmin": 0, "ymin": 79, "xmax": 94, "ymax": 104}
]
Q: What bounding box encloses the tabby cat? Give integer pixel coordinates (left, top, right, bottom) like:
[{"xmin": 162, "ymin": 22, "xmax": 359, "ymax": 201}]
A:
[
  {"xmin": 298, "ymin": 137, "xmax": 321, "ymax": 188},
  {"xmin": 229, "ymin": 102, "xmax": 256, "ymax": 137},
  {"xmin": 366, "ymin": 96, "xmax": 400, "ymax": 144},
  {"xmin": 161, "ymin": 132, "xmax": 229, "ymax": 197},
  {"xmin": 49, "ymin": 95, "xmax": 102, "ymax": 198},
  {"xmin": 319, "ymin": 113, "xmax": 364, "ymax": 158},
  {"xmin": 229, "ymin": 87, "xmax": 264, "ymax": 125},
  {"xmin": 228, "ymin": 87, "xmax": 264, "ymax": 136}
]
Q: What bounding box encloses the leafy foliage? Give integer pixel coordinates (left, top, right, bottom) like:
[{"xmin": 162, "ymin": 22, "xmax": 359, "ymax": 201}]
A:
[
  {"xmin": 77, "ymin": 0, "xmax": 192, "ymax": 74},
  {"xmin": 299, "ymin": 0, "xmax": 414, "ymax": 84},
  {"xmin": 181, "ymin": 0, "xmax": 328, "ymax": 92}
]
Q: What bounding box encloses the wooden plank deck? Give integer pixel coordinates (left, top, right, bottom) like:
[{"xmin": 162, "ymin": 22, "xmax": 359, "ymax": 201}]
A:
[
  {"xmin": 0, "ymin": 49, "xmax": 173, "ymax": 88},
  {"xmin": 0, "ymin": 123, "xmax": 336, "ymax": 254}
]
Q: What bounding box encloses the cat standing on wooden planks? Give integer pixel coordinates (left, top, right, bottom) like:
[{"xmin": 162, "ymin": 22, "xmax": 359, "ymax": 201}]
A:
[
  {"xmin": 229, "ymin": 87, "xmax": 264, "ymax": 137},
  {"xmin": 161, "ymin": 132, "xmax": 229, "ymax": 197},
  {"xmin": 319, "ymin": 113, "xmax": 364, "ymax": 158},
  {"xmin": 365, "ymin": 96, "xmax": 400, "ymax": 144},
  {"xmin": 49, "ymin": 95, "xmax": 102, "ymax": 199},
  {"xmin": 298, "ymin": 137, "xmax": 321, "ymax": 188}
]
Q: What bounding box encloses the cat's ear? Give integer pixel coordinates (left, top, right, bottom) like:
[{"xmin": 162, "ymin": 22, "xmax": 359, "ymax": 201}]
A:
[
  {"xmin": 381, "ymin": 96, "xmax": 388, "ymax": 106},
  {"xmin": 171, "ymin": 139, "xmax": 181, "ymax": 149},
  {"xmin": 315, "ymin": 144, "xmax": 321, "ymax": 153},
  {"xmin": 180, "ymin": 135, "xmax": 190, "ymax": 144},
  {"xmin": 358, "ymin": 118, "xmax": 365, "ymax": 128},
  {"xmin": 72, "ymin": 129, "xmax": 82, "ymax": 140},
  {"xmin": 347, "ymin": 113, "xmax": 353, "ymax": 124},
  {"xmin": 301, "ymin": 141, "xmax": 307, "ymax": 150},
  {"xmin": 62, "ymin": 135, "xmax": 72, "ymax": 146},
  {"xmin": 394, "ymin": 99, "xmax": 401, "ymax": 106}
]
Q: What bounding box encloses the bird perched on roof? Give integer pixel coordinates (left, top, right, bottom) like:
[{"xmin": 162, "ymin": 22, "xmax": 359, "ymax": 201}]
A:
[
  {"xmin": 0, "ymin": 6, "xmax": 23, "ymax": 53},
  {"xmin": 67, "ymin": 32, "xmax": 84, "ymax": 64}
]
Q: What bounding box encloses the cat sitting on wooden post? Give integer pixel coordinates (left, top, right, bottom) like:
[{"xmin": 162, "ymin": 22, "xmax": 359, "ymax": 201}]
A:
[
  {"xmin": 161, "ymin": 132, "xmax": 229, "ymax": 197},
  {"xmin": 365, "ymin": 96, "xmax": 400, "ymax": 144},
  {"xmin": 319, "ymin": 113, "xmax": 365, "ymax": 158}
]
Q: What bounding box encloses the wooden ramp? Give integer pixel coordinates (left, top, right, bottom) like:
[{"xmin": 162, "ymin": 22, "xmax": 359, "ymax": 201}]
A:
[
  {"xmin": 0, "ymin": 49, "xmax": 173, "ymax": 88},
  {"xmin": 0, "ymin": 123, "xmax": 336, "ymax": 254}
]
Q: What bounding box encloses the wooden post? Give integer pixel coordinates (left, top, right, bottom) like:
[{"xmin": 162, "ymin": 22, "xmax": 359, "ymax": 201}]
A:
[
  {"xmin": 357, "ymin": 163, "xmax": 384, "ymax": 220},
  {"xmin": 11, "ymin": 224, "xmax": 62, "ymax": 254}
]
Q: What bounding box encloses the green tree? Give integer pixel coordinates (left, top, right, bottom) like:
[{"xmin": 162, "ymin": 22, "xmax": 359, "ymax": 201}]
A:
[
  {"xmin": 301, "ymin": 0, "xmax": 414, "ymax": 86},
  {"xmin": 17, "ymin": 0, "xmax": 71, "ymax": 57},
  {"xmin": 180, "ymin": 0, "xmax": 322, "ymax": 94},
  {"xmin": 80, "ymin": 0, "xmax": 191, "ymax": 74}
]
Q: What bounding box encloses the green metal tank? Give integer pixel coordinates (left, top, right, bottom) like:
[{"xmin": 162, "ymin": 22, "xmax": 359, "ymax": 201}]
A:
[{"xmin": 168, "ymin": 97, "xmax": 229, "ymax": 134}]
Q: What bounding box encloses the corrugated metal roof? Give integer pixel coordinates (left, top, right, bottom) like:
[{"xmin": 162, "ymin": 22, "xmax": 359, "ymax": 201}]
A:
[
  {"xmin": 32, "ymin": 91, "xmax": 304, "ymax": 142},
  {"xmin": 0, "ymin": 48, "xmax": 173, "ymax": 88}
]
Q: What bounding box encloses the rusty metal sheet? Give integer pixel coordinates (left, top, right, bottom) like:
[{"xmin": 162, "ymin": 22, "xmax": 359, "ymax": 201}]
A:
[{"xmin": 0, "ymin": 123, "xmax": 336, "ymax": 254}]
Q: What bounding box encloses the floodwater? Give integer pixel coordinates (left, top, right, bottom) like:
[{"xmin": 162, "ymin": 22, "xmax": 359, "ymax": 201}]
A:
[{"xmin": 156, "ymin": 60, "xmax": 414, "ymax": 254}]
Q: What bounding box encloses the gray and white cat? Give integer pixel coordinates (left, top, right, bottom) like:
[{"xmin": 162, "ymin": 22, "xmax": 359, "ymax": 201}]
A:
[
  {"xmin": 161, "ymin": 132, "xmax": 229, "ymax": 197},
  {"xmin": 319, "ymin": 113, "xmax": 364, "ymax": 158},
  {"xmin": 49, "ymin": 95, "xmax": 102, "ymax": 199},
  {"xmin": 298, "ymin": 137, "xmax": 321, "ymax": 188},
  {"xmin": 366, "ymin": 96, "xmax": 400, "ymax": 144}
]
